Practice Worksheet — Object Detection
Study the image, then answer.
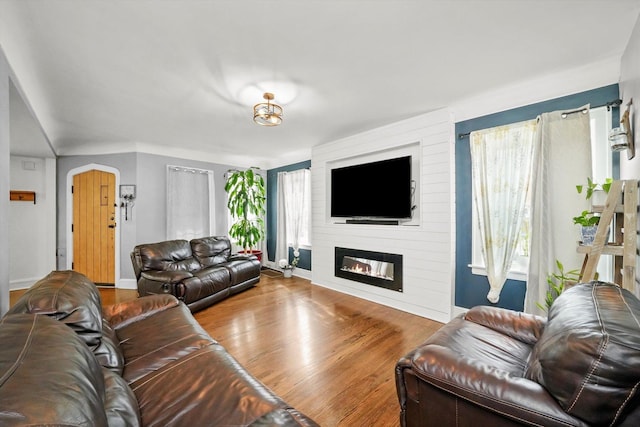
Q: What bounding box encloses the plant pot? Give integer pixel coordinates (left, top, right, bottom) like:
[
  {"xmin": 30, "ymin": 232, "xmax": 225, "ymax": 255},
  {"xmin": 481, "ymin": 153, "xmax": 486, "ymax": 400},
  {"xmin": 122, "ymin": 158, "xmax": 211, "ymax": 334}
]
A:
[
  {"xmin": 239, "ymin": 250, "xmax": 263, "ymax": 262},
  {"xmin": 580, "ymin": 225, "xmax": 610, "ymax": 246},
  {"xmin": 283, "ymin": 269, "xmax": 293, "ymax": 278}
]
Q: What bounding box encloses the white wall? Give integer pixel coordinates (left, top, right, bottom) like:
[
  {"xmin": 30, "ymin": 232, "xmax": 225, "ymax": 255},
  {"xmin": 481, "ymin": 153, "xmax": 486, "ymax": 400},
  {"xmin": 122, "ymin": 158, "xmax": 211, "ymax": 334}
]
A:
[
  {"xmin": 619, "ymin": 13, "xmax": 640, "ymax": 294},
  {"xmin": 619, "ymin": 14, "xmax": 640, "ymax": 180},
  {"xmin": 311, "ymin": 109, "xmax": 454, "ymax": 323},
  {"xmin": 9, "ymin": 156, "xmax": 56, "ymax": 289},
  {"xmin": 0, "ymin": 48, "xmax": 9, "ymax": 315}
]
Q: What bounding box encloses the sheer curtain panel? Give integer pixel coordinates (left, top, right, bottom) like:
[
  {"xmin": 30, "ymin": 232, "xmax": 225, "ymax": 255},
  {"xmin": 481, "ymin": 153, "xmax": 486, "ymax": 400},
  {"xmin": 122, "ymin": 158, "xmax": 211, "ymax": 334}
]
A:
[
  {"xmin": 166, "ymin": 166, "xmax": 215, "ymax": 240},
  {"xmin": 275, "ymin": 169, "xmax": 311, "ymax": 264},
  {"xmin": 470, "ymin": 120, "xmax": 537, "ymax": 303}
]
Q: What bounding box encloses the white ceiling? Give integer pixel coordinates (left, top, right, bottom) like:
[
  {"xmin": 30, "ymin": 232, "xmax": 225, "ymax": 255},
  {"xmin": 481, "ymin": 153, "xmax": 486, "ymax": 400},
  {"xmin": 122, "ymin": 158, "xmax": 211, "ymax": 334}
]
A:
[{"xmin": 2, "ymin": 0, "xmax": 640, "ymax": 167}]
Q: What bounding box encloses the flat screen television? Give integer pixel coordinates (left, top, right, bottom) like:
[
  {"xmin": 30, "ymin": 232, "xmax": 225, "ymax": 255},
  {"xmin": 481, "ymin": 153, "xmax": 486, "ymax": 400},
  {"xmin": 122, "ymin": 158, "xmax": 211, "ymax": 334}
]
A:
[{"xmin": 331, "ymin": 155, "xmax": 412, "ymax": 219}]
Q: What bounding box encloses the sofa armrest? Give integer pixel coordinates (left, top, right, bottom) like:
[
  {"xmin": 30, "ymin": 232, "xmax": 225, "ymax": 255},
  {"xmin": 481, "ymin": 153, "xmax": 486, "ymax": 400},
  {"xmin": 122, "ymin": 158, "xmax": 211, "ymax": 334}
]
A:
[
  {"xmin": 103, "ymin": 294, "xmax": 180, "ymax": 330},
  {"xmin": 463, "ymin": 306, "xmax": 546, "ymax": 346},
  {"xmin": 402, "ymin": 344, "xmax": 586, "ymax": 426},
  {"xmin": 140, "ymin": 270, "xmax": 193, "ymax": 283},
  {"xmin": 229, "ymin": 253, "xmax": 258, "ymax": 262}
]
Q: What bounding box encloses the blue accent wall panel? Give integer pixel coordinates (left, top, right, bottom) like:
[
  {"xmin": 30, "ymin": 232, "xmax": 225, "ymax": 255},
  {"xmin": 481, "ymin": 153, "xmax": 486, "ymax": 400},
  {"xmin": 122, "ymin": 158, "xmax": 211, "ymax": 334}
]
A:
[
  {"xmin": 455, "ymin": 84, "xmax": 620, "ymax": 311},
  {"xmin": 266, "ymin": 160, "xmax": 312, "ymax": 270}
]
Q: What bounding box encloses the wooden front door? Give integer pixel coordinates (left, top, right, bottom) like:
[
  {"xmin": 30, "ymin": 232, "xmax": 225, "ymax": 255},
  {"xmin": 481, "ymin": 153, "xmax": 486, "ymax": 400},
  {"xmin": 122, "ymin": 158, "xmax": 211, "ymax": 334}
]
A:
[{"xmin": 72, "ymin": 170, "xmax": 116, "ymax": 285}]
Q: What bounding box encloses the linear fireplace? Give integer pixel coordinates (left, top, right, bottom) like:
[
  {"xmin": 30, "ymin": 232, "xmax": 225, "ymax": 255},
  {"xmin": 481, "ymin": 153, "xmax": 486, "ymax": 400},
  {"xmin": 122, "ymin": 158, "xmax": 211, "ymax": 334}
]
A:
[{"xmin": 334, "ymin": 247, "xmax": 403, "ymax": 292}]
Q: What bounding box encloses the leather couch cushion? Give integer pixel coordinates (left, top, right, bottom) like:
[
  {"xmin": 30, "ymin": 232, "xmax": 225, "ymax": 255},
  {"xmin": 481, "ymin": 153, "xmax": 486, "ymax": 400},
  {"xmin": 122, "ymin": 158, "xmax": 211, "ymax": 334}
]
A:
[
  {"xmin": 129, "ymin": 345, "xmax": 299, "ymax": 427},
  {"xmin": 0, "ymin": 314, "xmax": 108, "ymax": 426},
  {"xmin": 181, "ymin": 266, "xmax": 231, "ymax": 304},
  {"xmin": 104, "ymin": 294, "xmax": 180, "ymax": 330},
  {"xmin": 103, "ymin": 367, "xmax": 141, "ymax": 427},
  {"xmin": 95, "ymin": 318, "xmax": 125, "ymax": 375},
  {"xmin": 526, "ymin": 281, "xmax": 640, "ymax": 425},
  {"xmin": 191, "ymin": 235, "xmax": 231, "ymax": 267},
  {"xmin": 116, "ymin": 302, "xmax": 216, "ymax": 383},
  {"xmin": 6, "ymin": 270, "xmax": 103, "ymax": 349},
  {"xmin": 134, "ymin": 239, "xmax": 200, "ymax": 273}
]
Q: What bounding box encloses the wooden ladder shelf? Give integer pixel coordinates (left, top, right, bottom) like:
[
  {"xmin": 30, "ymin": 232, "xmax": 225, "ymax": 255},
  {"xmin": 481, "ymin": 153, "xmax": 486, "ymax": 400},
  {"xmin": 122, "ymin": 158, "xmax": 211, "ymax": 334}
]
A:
[{"xmin": 578, "ymin": 179, "xmax": 638, "ymax": 292}]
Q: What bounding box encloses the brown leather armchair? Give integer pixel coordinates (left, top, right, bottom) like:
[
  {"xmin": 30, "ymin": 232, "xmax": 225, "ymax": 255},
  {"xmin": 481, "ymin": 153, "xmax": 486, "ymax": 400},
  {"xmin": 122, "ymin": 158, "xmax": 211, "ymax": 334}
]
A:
[{"xmin": 396, "ymin": 281, "xmax": 640, "ymax": 426}]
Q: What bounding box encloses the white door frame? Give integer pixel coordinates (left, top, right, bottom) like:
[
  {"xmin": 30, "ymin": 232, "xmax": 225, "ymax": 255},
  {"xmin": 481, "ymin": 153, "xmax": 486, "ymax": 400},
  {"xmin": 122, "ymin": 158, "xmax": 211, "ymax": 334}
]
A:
[{"xmin": 65, "ymin": 163, "xmax": 121, "ymax": 287}]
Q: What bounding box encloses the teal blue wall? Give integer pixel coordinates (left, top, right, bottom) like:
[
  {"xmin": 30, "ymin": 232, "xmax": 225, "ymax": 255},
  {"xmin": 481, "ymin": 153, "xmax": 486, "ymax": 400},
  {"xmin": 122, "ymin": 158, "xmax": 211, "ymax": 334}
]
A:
[
  {"xmin": 455, "ymin": 84, "xmax": 620, "ymax": 311},
  {"xmin": 266, "ymin": 160, "xmax": 312, "ymax": 270}
]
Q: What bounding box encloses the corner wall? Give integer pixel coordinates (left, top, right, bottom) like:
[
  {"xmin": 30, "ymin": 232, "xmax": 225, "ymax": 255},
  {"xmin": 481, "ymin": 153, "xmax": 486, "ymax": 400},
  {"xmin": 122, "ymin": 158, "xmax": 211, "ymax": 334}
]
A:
[
  {"xmin": 619, "ymin": 13, "xmax": 640, "ymax": 179},
  {"xmin": 311, "ymin": 108, "xmax": 454, "ymax": 322},
  {"xmin": 9, "ymin": 156, "xmax": 56, "ymax": 289},
  {"xmin": 0, "ymin": 48, "xmax": 9, "ymax": 315},
  {"xmin": 619, "ymin": 13, "xmax": 640, "ymax": 295}
]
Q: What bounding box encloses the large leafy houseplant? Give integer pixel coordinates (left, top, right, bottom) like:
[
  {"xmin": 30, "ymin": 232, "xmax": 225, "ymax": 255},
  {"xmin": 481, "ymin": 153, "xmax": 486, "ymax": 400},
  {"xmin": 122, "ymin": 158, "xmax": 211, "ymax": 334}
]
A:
[{"xmin": 225, "ymin": 167, "xmax": 266, "ymax": 255}]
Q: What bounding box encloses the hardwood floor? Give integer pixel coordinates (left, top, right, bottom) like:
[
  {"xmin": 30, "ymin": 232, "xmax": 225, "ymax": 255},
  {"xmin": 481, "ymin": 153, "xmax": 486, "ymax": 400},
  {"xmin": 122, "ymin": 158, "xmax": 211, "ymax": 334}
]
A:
[{"xmin": 10, "ymin": 273, "xmax": 443, "ymax": 426}]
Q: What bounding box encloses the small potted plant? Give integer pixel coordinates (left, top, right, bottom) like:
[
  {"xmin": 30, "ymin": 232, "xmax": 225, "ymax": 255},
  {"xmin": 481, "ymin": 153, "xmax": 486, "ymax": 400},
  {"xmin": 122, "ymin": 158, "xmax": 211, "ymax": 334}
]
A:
[
  {"xmin": 278, "ymin": 250, "xmax": 300, "ymax": 278},
  {"xmin": 573, "ymin": 210, "xmax": 601, "ymax": 245},
  {"xmin": 574, "ymin": 177, "xmax": 612, "ymax": 245},
  {"xmin": 576, "ymin": 177, "xmax": 612, "ymax": 206}
]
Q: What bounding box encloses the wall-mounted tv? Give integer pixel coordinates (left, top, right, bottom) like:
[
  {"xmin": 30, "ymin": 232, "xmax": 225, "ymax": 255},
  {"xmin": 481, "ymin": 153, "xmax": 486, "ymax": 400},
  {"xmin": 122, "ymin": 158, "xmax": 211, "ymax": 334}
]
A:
[{"xmin": 331, "ymin": 155, "xmax": 413, "ymax": 220}]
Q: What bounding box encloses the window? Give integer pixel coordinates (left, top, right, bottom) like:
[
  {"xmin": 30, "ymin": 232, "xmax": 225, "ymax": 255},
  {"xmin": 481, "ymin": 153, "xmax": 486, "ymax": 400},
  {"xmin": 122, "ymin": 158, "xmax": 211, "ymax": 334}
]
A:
[
  {"xmin": 274, "ymin": 169, "xmax": 312, "ymax": 265},
  {"xmin": 470, "ymin": 106, "xmax": 612, "ymax": 281},
  {"xmin": 166, "ymin": 165, "xmax": 215, "ymax": 240},
  {"xmin": 280, "ymin": 169, "xmax": 312, "ymax": 249}
]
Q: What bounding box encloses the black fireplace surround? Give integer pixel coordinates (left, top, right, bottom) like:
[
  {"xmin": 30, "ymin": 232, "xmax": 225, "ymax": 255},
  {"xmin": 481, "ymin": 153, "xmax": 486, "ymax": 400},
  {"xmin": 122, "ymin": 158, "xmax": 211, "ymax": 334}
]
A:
[{"xmin": 334, "ymin": 247, "xmax": 403, "ymax": 292}]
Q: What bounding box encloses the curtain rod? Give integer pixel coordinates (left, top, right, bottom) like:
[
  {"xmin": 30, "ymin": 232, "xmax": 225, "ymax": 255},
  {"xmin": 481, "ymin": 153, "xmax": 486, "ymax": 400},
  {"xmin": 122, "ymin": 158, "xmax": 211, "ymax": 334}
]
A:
[{"xmin": 457, "ymin": 99, "xmax": 622, "ymax": 140}]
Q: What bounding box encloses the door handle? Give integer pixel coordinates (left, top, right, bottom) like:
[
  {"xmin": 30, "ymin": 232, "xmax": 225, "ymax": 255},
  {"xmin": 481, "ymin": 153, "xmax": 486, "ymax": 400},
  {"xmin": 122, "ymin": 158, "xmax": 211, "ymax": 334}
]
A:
[{"xmin": 108, "ymin": 224, "xmax": 116, "ymax": 229}]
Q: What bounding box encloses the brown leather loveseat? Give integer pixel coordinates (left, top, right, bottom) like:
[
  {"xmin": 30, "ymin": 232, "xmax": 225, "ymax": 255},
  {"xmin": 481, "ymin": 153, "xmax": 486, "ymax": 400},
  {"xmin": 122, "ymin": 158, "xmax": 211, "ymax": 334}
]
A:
[
  {"xmin": 1, "ymin": 270, "xmax": 318, "ymax": 426},
  {"xmin": 396, "ymin": 281, "xmax": 640, "ymax": 426},
  {"xmin": 131, "ymin": 236, "xmax": 260, "ymax": 312}
]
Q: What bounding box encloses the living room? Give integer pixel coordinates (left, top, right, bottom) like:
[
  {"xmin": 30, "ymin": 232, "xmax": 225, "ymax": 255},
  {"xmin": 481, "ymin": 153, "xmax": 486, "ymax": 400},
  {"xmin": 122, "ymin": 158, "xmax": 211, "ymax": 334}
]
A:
[
  {"xmin": 2, "ymin": 2, "xmax": 639, "ymax": 317},
  {"xmin": 2, "ymin": 1, "xmax": 640, "ymax": 426}
]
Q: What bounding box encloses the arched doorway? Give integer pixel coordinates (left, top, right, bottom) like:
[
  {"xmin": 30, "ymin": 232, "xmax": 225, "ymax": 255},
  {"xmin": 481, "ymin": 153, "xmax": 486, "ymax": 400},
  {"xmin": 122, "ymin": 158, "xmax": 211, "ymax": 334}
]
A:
[{"xmin": 66, "ymin": 164, "xmax": 120, "ymax": 286}]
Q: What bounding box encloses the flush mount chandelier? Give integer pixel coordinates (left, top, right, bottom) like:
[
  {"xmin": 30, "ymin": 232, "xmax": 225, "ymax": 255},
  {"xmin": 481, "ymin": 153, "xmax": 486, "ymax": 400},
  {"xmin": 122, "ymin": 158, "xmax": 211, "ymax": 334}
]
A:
[{"xmin": 253, "ymin": 92, "xmax": 283, "ymax": 126}]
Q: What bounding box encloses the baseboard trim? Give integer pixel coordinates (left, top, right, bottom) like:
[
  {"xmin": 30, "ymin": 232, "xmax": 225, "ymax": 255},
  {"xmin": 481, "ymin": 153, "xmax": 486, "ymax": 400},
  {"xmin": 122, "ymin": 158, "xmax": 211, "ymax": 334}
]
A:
[
  {"xmin": 452, "ymin": 305, "xmax": 469, "ymax": 317},
  {"xmin": 117, "ymin": 278, "xmax": 138, "ymax": 290},
  {"xmin": 10, "ymin": 277, "xmax": 40, "ymax": 291}
]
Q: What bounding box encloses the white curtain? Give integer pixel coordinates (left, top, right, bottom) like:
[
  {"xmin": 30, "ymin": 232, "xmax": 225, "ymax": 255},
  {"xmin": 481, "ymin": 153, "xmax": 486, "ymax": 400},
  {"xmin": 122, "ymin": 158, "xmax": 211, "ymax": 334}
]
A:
[
  {"xmin": 275, "ymin": 169, "xmax": 311, "ymax": 263},
  {"xmin": 167, "ymin": 166, "xmax": 215, "ymax": 240},
  {"xmin": 470, "ymin": 120, "xmax": 537, "ymax": 303},
  {"xmin": 526, "ymin": 107, "xmax": 592, "ymax": 315}
]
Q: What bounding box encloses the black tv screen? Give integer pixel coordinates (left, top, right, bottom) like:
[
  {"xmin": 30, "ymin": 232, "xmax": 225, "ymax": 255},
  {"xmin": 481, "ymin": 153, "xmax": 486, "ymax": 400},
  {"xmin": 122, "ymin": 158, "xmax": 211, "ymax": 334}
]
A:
[{"xmin": 331, "ymin": 156, "xmax": 412, "ymax": 219}]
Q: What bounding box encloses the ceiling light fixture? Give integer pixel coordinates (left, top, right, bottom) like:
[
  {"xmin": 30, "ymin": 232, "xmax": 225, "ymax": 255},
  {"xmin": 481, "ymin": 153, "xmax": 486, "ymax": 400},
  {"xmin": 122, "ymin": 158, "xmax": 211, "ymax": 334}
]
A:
[{"xmin": 253, "ymin": 92, "xmax": 283, "ymax": 126}]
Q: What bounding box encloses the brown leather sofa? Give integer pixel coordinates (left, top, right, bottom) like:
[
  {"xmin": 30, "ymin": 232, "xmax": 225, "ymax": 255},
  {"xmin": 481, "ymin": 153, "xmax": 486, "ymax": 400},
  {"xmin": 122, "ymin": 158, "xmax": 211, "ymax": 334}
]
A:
[
  {"xmin": 396, "ymin": 281, "xmax": 640, "ymax": 426},
  {"xmin": 1, "ymin": 270, "xmax": 318, "ymax": 427},
  {"xmin": 131, "ymin": 236, "xmax": 261, "ymax": 312}
]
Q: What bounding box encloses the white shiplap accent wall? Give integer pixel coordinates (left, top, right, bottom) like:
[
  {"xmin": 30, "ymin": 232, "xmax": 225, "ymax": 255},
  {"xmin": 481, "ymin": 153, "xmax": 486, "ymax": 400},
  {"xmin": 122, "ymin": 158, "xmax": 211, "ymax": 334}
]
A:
[{"xmin": 311, "ymin": 108, "xmax": 455, "ymax": 322}]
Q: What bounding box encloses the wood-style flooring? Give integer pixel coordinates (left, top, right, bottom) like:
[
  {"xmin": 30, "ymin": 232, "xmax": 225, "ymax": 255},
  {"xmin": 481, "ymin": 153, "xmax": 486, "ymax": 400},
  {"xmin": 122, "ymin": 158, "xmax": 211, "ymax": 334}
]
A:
[{"xmin": 10, "ymin": 273, "xmax": 443, "ymax": 426}]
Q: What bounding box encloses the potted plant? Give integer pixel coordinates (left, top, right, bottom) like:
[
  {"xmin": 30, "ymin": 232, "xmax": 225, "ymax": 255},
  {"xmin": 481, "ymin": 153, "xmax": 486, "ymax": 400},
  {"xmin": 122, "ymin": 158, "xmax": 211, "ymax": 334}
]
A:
[
  {"xmin": 574, "ymin": 177, "xmax": 612, "ymax": 245},
  {"xmin": 573, "ymin": 210, "xmax": 601, "ymax": 245},
  {"xmin": 537, "ymin": 259, "xmax": 580, "ymax": 313},
  {"xmin": 576, "ymin": 177, "xmax": 612, "ymax": 206},
  {"xmin": 278, "ymin": 249, "xmax": 300, "ymax": 278},
  {"xmin": 225, "ymin": 167, "xmax": 266, "ymax": 260}
]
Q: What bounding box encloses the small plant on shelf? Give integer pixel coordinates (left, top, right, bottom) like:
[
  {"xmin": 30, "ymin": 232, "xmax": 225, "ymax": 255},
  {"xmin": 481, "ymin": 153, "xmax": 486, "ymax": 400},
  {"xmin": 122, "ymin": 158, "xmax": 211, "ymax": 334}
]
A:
[
  {"xmin": 574, "ymin": 177, "xmax": 612, "ymax": 245},
  {"xmin": 572, "ymin": 210, "xmax": 600, "ymax": 227},
  {"xmin": 576, "ymin": 177, "xmax": 612, "ymax": 200}
]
